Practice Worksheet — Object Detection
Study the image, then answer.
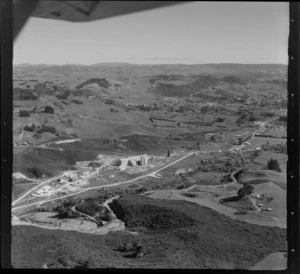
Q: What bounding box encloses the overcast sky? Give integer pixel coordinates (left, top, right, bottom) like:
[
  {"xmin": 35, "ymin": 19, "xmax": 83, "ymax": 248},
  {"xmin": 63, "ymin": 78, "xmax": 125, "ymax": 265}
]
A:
[{"xmin": 13, "ymin": 2, "xmax": 289, "ymax": 65}]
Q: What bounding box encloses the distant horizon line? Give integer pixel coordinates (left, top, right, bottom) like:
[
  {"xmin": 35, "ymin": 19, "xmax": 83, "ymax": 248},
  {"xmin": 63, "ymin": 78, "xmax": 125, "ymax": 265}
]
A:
[{"xmin": 13, "ymin": 62, "xmax": 288, "ymax": 66}]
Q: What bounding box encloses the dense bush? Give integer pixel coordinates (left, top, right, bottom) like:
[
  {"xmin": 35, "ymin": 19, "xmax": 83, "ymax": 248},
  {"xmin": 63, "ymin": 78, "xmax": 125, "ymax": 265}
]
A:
[
  {"xmin": 253, "ymin": 149, "xmax": 263, "ymax": 157},
  {"xmin": 71, "ymin": 99, "xmax": 83, "ymax": 105},
  {"xmin": 56, "ymin": 94, "xmax": 68, "ymax": 100},
  {"xmin": 88, "ymin": 162, "xmax": 102, "ymax": 168},
  {"xmin": 44, "ymin": 105, "xmax": 55, "ymax": 114},
  {"xmin": 214, "ymin": 117, "xmax": 225, "ymax": 123},
  {"xmin": 262, "ymin": 143, "xmax": 286, "ymax": 153},
  {"xmin": 75, "ymin": 201, "xmax": 105, "ymax": 217},
  {"xmin": 33, "ymin": 82, "xmax": 55, "ymax": 96},
  {"xmin": 110, "ymin": 107, "xmax": 118, "ymax": 113},
  {"xmin": 13, "ymin": 88, "xmax": 38, "ymax": 100},
  {"xmin": 118, "ymin": 241, "xmax": 135, "ymax": 252},
  {"xmin": 23, "ymin": 124, "xmax": 36, "ymax": 132},
  {"xmin": 26, "ymin": 167, "xmax": 43, "ymax": 178},
  {"xmin": 267, "ymin": 159, "xmax": 282, "ymax": 172},
  {"xmin": 55, "ymin": 199, "xmax": 79, "ymax": 218},
  {"xmin": 181, "ymin": 192, "xmax": 197, "ymax": 198},
  {"xmin": 117, "ymin": 241, "xmax": 145, "ymax": 257},
  {"xmin": 138, "ymin": 105, "xmax": 151, "ymax": 111},
  {"xmin": 57, "ymin": 208, "xmax": 80, "ymax": 219},
  {"xmin": 222, "ymin": 76, "xmax": 246, "ymax": 85},
  {"xmin": 56, "ymin": 88, "xmax": 70, "ymax": 100},
  {"xmin": 278, "ymin": 116, "xmax": 287, "ymax": 122},
  {"xmin": 37, "ymin": 126, "xmax": 57, "ymax": 134},
  {"xmin": 260, "ymin": 111, "xmax": 275, "ymax": 118},
  {"xmin": 248, "ymin": 114, "xmax": 257, "ymax": 122},
  {"xmin": 115, "ymin": 144, "xmax": 126, "ymax": 150},
  {"xmin": 104, "ymin": 99, "xmax": 115, "ymax": 105},
  {"xmin": 237, "ymin": 184, "xmax": 254, "ymax": 198},
  {"xmin": 19, "ymin": 110, "xmax": 31, "ymax": 117},
  {"xmin": 61, "ymin": 100, "xmax": 69, "ymax": 105},
  {"xmin": 76, "ymin": 78, "xmax": 111, "ymax": 89}
]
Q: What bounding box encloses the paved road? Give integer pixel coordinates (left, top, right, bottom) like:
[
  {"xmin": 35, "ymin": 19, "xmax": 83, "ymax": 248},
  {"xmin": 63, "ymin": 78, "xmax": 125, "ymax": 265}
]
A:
[
  {"xmin": 12, "ymin": 174, "xmax": 64, "ymax": 206},
  {"xmin": 12, "ymin": 152, "xmax": 195, "ymax": 211},
  {"xmin": 12, "ymin": 120, "xmax": 270, "ymax": 211}
]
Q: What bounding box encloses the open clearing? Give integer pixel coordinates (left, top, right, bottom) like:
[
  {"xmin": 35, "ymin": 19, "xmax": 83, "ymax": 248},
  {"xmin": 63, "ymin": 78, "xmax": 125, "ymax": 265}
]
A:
[{"xmin": 147, "ymin": 181, "xmax": 286, "ymax": 228}]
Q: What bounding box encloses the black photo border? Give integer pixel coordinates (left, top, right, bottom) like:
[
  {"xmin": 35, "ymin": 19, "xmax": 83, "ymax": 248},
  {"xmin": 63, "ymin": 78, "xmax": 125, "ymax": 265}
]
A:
[{"xmin": 1, "ymin": 1, "xmax": 299, "ymax": 272}]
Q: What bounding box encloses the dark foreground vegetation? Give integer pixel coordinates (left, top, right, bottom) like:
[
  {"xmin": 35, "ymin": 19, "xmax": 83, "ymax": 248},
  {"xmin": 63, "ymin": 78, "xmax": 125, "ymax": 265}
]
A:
[{"xmin": 12, "ymin": 195, "xmax": 286, "ymax": 269}]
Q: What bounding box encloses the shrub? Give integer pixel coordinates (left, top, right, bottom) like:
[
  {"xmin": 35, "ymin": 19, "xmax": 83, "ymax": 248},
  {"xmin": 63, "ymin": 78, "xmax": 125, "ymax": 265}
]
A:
[
  {"xmin": 138, "ymin": 105, "xmax": 151, "ymax": 111},
  {"xmin": 44, "ymin": 105, "xmax": 55, "ymax": 114},
  {"xmin": 19, "ymin": 110, "xmax": 31, "ymax": 117},
  {"xmin": 260, "ymin": 111, "xmax": 275, "ymax": 118},
  {"xmin": 76, "ymin": 78, "xmax": 111, "ymax": 89},
  {"xmin": 75, "ymin": 201, "xmax": 104, "ymax": 217},
  {"xmin": 57, "ymin": 209, "xmax": 80, "ymax": 219},
  {"xmin": 237, "ymin": 184, "xmax": 254, "ymax": 198},
  {"xmin": 119, "ymin": 241, "xmax": 135, "ymax": 252},
  {"xmin": 102, "ymin": 212, "xmax": 114, "ymax": 222},
  {"xmin": 267, "ymin": 159, "xmax": 282, "ymax": 172},
  {"xmin": 214, "ymin": 117, "xmax": 225, "ymax": 123},
  {"xmin": 56, "ymin": 90, "xmax": 70, "ymax": 100},
  {"xmin": 115, "ymin": 144, "xmax": 126, "ymax": 150},
  {"xmin": 104, "ymin": 99, "xmax": 115, "ymax": 105},
  {"xmin": 253, "ymin": 149, "xmax": 263, "ymax": 157},
  {"xmin": 110, "ymin": 107, "xmax": 118, "ymax": 113},
  {"xmin": 26, "ymin": 167, "xmax": 43, "ymax": 178},
  {"xmin": 278, "ymin": 116, "xmax": 287, "ymax": 122},
  {"xmin": 13, "ymin": 88, "xmax": 38, "ymax": 100},
  {"xmin": 181, "ymin": 192, "xmax": 197, "ymax": 198},
  {"xmin": 23, "ymin": 124, "xmax": 36, "ymax": 132},
  {"xmin": 37, "ymin": 126, "xmax": 57, "ymax": 134},
  {"xmin": 61, "ymin": 100, "xmax": 69, "ymax": 105},
  {"xmin": 88, "ymin": 162, "xmax": 102, "ymax": 168},
  {"xmin": 71, "ymin": 99, "xmax": 83, "ymax": 105}
]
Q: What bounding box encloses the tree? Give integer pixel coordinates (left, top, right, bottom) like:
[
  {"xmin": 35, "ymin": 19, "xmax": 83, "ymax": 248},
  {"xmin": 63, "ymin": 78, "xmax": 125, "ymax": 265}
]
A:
[
  {"xmin": 27, "ymin": 167, "xmax": 43, "ymax": 178},
  {"xmin": 44, "ymin": 105, "xmax": 55, "ymax": 114},
  {"xmin": 237, "ymin": 184, "xmax": 254, "ymax": 199},
  {"xmin": 215, "ymin": 117, "xmax": 225, "ymax": 123},
  {"xmin": 267, "ymin": 159, "xmax": 282, "ymax": 172},
  {"xmin": 19, "ymin": 110, "xmax": 31, "ymax": 117},
  {"xmin": 23, "ymin": 124, "xmax": 36, "ymax": 132}
]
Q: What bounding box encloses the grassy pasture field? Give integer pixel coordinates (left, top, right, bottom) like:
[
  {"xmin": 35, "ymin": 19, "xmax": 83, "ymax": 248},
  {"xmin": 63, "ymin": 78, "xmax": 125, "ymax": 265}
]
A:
[
  {"xmin": 254, "ymin": 151, "xmax": 287, "ymax": 170},
  {"xmin": 236, "ymin": 169, "xmax": 286, "ymax": 190},
  {"xmin": 263, "ymin": 128, "xmax": 286, "ymax": 138},
  {"xmin": 12, "ymin": 63, "xmax": 288, "ymax": 269},
  {"xmin": 250, "ymin": 137, "xmax": 286, "ymax": 148},
  {"xmin": 12, "ymin": 184, "xmax": 38, "ymax": 202}
]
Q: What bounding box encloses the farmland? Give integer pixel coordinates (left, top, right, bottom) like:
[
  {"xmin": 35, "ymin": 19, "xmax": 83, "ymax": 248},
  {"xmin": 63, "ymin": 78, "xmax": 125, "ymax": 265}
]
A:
[{"xmin": 12, "ymin": 63, "xmax": 287, "ymax": 269}]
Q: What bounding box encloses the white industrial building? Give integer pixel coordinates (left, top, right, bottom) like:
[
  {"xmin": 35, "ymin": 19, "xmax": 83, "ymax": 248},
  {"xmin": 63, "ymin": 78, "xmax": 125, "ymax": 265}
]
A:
[{"xmin": 115, "ymin": 154, "xmax": 149, "ymax": 169}]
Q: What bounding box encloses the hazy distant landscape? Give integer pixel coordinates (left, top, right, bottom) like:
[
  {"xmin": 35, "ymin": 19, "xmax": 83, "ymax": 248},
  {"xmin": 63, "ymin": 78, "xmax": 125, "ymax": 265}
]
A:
[{"xmin": 11, "ymin": 62, "xmax": 288, "ymax": 269}]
